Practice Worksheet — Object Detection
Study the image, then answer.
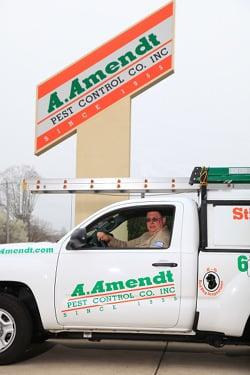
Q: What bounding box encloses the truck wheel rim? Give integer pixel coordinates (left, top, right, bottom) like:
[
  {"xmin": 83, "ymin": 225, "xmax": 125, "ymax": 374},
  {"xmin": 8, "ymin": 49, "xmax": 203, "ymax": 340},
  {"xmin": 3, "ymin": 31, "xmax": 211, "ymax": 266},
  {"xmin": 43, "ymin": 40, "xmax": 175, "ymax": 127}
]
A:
[{"xmin": 0, "ymin": 309, "xmax": 16, "ymax": 353}]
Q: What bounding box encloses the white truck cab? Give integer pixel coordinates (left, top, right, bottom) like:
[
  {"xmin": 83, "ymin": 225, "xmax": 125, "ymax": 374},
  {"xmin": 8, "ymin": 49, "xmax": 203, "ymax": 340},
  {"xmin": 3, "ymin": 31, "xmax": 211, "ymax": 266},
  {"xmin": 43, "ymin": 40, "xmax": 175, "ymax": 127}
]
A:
[{"xmin": 0, "ymin": 167, "xmax": 249, "ymax": 365}]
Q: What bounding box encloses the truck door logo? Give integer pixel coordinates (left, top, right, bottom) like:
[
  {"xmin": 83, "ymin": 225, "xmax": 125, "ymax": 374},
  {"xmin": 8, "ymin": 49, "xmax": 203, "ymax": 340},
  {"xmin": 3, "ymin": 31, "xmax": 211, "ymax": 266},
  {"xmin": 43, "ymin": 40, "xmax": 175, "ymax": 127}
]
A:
[
  {"xmin": 199, "ymin": 269, "xmax": 224, "ymax": 296},
  {"xmin": 62, "ymin": 271, "xmax": 177, "ymax": 317},
  {"xmin": 203, "ymin": 272, "xmax": 220, "ymax": 292},
  {"xmin": 205, "ymin": 273, "xmax": 218, "ymax": 290}
]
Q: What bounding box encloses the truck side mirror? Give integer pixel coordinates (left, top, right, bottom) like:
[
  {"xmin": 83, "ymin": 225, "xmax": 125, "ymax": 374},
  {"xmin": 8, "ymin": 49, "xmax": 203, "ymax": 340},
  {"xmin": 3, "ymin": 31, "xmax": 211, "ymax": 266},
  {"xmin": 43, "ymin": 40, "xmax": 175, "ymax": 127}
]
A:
[{"xmin": 66, "ymin": 228, "xmax": 87, "ymax": 250}]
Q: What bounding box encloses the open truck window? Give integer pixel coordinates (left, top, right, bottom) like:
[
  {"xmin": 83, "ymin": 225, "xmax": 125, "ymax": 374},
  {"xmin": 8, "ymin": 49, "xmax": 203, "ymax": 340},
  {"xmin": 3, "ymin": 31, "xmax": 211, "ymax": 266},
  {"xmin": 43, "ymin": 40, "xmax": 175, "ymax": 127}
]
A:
[{"xmin": 67, "ymin": 205, "xmax": 175, "ymax": 250}]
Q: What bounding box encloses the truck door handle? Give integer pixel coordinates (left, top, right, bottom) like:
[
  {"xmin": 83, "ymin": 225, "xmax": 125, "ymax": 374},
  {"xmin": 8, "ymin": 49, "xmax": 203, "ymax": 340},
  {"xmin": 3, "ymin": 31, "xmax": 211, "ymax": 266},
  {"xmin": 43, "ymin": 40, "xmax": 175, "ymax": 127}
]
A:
[{"xmin": 152, "ymin": 262, "xmax": 178, "ymax": 267}]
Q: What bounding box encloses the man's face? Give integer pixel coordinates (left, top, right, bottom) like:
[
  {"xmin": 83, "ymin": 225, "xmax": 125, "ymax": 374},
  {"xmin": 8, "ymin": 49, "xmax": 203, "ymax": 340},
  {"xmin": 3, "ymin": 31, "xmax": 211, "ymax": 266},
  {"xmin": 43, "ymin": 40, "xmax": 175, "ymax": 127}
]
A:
[{"xmin": 146, "ymin": 211, "xmax": 165, "ymax": 235}]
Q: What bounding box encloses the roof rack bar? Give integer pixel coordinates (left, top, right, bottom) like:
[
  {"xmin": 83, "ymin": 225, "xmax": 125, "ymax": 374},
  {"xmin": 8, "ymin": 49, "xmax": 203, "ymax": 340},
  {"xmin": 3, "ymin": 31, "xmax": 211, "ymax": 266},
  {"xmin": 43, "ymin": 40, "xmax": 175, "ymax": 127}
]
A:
[
  {"xmin": 26, "ymin": 177, "xmax": 199, "ymax": 194},
  {"xmin": 25, "ymin": 175, "xmax": 250, "ymax": 195}
]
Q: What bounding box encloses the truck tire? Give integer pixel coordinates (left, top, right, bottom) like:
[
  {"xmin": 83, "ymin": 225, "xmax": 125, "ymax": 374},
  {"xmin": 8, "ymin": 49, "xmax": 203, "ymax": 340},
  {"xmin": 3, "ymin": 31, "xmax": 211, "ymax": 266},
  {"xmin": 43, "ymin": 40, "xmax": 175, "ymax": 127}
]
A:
[{"xmin": 0, "ymin": 293, "xmax": 32, "ymax": 365}]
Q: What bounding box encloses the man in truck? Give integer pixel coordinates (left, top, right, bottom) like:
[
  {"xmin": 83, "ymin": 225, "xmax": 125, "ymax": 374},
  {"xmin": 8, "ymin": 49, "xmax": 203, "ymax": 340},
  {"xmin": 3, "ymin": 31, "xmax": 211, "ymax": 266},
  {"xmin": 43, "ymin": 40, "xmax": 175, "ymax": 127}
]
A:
[{"xmin": 97, "ymin": 210, "xmax": 170, "ymax": 248}]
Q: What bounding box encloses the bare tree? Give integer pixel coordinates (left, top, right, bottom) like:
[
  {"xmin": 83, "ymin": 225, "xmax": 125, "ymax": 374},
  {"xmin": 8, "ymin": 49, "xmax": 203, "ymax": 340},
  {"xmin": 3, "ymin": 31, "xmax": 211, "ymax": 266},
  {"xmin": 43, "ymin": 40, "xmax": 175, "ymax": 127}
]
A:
[
  {"xmin": 0, "ymin": 165, "xmax": 39, "ymax": 240},
  {"xmin": 29, "ymin": 218, "xmax": 66, "ymax": 243},
  {"xmin": 0, "ymin": 209, "xmax": 28, "ymax": 243},
  {"xmin": 0, "ymin": 165, "xmax": 66, "ymax": 244}
]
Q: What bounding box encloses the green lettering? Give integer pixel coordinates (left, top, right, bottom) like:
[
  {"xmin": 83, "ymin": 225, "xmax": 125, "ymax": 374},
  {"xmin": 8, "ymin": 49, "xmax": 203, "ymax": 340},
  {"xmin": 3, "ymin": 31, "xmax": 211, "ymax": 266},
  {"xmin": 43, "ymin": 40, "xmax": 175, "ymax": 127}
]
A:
[
  {"xmin": 91, "ymin": 280, "xmax": 105, "ymax": 294},
  {"xmin": 118, "ymin": 51, "xmax": 137, "ymax": 67},
  {"xmin": 25, "ymin": 247, "xmax": 32, "ymax": 254},
  {"xmin": 105, "ymin": 61, "xmax": 120, "ymax": 74},
  {"xmin": 138, "ymin": 276, "xmax": 152, "ymax": 287},
  {"xmin": 135, "ymin": 36, "xmax": 153, "ymax": 56},
  {"xmin": 152, "ymin": 271, "xmax": 166, "ymax": 285},
  {"xmin": 238, "ymin": 255, "xmax": 249, "ymax": 272},
  {"xmin": 71, "ymin": 283, "xmax": 85, "ymax": 297},
  {"xmin": 166, "ymin": 270, "xmax": 174, "ymax": 282},
  {"xmin": 69, "ymin": 78, "xmax": 85, "ymax": 100},
  {"xmin": 125, "ymin": 279, "xmax": 138, "ymax": 288},
  {"xmin": 82, "ymin": 70, "xmax": 107, "ymax": 90},
  {"xmin": 48, "ymin": 92, "xmax": 64, "ymax": 113},
  {"xmin": 148, "ymin": 33, "xmax": 161, "ymax": 47},
  {"xmin": 105, "ymin": 281, "xmax": 125, "ymax": 292}
]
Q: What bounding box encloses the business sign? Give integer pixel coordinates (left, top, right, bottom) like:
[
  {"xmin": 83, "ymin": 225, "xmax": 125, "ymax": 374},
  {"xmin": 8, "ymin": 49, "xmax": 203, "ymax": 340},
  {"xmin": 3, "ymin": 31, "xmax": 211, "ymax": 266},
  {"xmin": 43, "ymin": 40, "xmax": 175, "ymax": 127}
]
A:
[{"xmin": 35, "ymin": 2, "xmax": 175, "ymax": 155}]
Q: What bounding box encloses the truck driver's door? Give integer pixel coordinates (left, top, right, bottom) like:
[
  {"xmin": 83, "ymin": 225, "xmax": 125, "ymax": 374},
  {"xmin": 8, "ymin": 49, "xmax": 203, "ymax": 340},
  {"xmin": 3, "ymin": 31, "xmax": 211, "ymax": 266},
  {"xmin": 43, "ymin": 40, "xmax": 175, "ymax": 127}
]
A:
[{"xmin": 55, "ymin": 202, "xmax": 182, "ymax": 331}]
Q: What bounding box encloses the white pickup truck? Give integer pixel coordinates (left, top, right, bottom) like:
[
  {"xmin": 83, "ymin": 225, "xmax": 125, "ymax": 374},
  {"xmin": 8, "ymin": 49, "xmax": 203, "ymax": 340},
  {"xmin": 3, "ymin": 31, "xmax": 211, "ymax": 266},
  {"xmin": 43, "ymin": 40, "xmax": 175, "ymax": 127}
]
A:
[{"xmin": 0, "ymin": 167, "xmax": 250, "ymax": 364}]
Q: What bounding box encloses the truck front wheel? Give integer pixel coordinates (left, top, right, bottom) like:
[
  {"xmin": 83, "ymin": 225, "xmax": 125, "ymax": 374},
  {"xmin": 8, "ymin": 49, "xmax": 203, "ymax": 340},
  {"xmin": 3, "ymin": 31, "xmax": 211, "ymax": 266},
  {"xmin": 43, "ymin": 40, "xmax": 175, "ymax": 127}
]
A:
[{"xmin": 0, "ymin": 294, "xmax": 32, "ymax": 365}]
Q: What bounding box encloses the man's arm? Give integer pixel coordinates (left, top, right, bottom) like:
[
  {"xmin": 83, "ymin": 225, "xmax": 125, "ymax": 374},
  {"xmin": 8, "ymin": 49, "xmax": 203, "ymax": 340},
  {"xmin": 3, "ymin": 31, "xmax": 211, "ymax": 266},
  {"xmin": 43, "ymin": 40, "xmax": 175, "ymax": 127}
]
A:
[{"xmin": 97, "ymin": 231, "xmax": 145, "ymax": 248}]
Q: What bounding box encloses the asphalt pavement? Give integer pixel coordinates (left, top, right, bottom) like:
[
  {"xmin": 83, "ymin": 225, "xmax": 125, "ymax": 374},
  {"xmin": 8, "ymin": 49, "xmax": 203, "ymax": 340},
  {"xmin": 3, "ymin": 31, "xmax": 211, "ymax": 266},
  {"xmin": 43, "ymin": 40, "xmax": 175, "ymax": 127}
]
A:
[{"xmin": 0, "ymin": 340, "xmax": 249, "ymax": 375}]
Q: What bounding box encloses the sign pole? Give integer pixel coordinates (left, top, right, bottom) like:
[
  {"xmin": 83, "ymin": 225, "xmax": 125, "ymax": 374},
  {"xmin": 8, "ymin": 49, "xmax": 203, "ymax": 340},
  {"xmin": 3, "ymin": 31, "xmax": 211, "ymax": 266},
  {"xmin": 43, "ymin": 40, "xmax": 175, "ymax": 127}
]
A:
[{"xmin": 75, "ymin": 97, "xmax": 131, "ymax": 224}]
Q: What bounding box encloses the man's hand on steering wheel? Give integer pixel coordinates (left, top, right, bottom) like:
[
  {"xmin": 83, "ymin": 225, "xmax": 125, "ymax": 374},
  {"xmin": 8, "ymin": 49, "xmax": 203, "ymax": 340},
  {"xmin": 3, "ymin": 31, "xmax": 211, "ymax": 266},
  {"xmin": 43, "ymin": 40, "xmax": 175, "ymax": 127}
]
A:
[{"xmin": 96, "ymin": 231, "xmax": 112, "ymax": 247}]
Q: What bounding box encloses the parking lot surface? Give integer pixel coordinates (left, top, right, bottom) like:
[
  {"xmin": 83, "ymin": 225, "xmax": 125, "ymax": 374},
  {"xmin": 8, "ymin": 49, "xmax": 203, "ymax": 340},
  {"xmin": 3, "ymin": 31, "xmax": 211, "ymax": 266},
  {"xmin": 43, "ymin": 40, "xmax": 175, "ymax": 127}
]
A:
[{"xmin": 0, "ymin": 340, "xmax": 250, "ymax": 375}]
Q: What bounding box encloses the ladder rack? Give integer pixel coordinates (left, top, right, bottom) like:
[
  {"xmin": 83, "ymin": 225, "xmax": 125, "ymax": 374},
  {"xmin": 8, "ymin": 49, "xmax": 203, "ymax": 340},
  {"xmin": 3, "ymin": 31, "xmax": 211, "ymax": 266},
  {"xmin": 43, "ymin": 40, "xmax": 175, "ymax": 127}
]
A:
[
  {"xmin": 24, "ymin": 167, "xmax": 250, "ymax": 195},
  {"xmin": 25, "ymin": 176, "xmax": 250, "ymax": 195},
  {"xmin": 24, "ymin": 167, "xmax": 250, "ymax": 251}
]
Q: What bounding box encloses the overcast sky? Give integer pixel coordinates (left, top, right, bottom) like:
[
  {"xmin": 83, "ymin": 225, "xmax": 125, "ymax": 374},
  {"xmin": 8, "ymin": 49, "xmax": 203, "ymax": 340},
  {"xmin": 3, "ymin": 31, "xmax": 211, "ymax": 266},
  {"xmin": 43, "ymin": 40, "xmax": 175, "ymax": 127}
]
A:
[{"xmin": 1, "ymin": 0, "xmax": 250, "ymax": 230}]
